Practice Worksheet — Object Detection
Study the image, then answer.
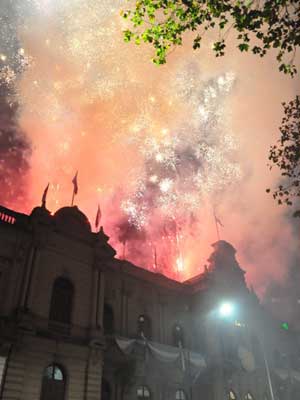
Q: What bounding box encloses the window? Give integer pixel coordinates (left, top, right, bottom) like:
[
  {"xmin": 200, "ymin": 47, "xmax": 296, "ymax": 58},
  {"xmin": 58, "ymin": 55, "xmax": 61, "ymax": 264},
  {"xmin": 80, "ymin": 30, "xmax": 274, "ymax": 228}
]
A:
[
  {"xmin": 229, "ymin": 390, "xmax": 237, "ymax": 400},
  {"xmin": 103, "ymin": 304, "xmax": 114, "ymax": 334},
  {"xmin": 175, "ymin": 389, "xmax": 187, "ymax": 400},
  {"xmin": 173, "ymin": 324, "xmax": 184, "ymax": 347},
  {"xmin": 49, "ymin": 277, "xmax": 74, "ymax": 326},
  {"xmin": 40, "ymin": 364, "xmax": 65, "ymax": 400},
  {"xmin": 101, "ymin": 378, "xmax": 111, "ymax": 400},
  {"xmin": 138, "ymin": 315, "xmax": 152, "ymax": 339},
  {"xmin": 137, "ymin": 385, "xmax": 151, "ymax": 398},
  {"xmin": 245, "ymin": 393, "xmax": 253, "ymax": 400}
]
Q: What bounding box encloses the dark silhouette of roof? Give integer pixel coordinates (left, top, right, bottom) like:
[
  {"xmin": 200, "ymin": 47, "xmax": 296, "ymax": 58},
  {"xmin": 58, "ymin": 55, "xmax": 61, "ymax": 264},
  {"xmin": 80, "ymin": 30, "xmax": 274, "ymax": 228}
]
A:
[{"xmin": 53, "ymin": 206, "xmax": 91, "ymax": 234}]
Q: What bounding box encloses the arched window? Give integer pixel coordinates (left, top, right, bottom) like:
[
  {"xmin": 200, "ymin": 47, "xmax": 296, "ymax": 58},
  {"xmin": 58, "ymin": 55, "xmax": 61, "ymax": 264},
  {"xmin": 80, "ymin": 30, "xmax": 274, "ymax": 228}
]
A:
[
  {"xmin": 245, "ymin": 393, "xmax": 254, "ymax": 400},
  {"xmin": 173, "ymin": 324, "xmax": 184, "ymax": 347},
  {"xmin": 175, "ymin": 389, "xmax": 187, "ymax": 400},
  {"xmin": 138, "ymin": 315, "xmax": 152, "ymax": 339},
  {"xmin": 229, "ymin": 390, "xmax": 237, "ymax": 400},
  {"xmin": 103, "ymin": 304, "xmax": 114, "ymax": 334},
  {"xmin": 40, "ymin": 364, "xmax": 65, "ymax": 400},
  {"xmin": 49, "ymin": 277, "xmax": 74, "ymax": 326},
  {"xmin": 101, "ymin": 378, "xmax": 111, "ymax": 400},
  {"xmin": 137, "ymin": 385, "xmax": 151, "ymax": 398}
]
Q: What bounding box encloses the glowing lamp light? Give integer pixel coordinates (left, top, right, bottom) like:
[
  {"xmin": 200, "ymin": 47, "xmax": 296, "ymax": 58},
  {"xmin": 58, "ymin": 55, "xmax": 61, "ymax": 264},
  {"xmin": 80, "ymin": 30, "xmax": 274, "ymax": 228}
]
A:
[
  {"xmin": 281, "ymin": 322, "xmax": 289, "ymax": 331},
  {"xmin": 219, "ymin": 302, "xmax": 235, "ymax": 318},
  {"xmin": 176, "ymin": 256, "xmax": 184, "ymax": 272}
]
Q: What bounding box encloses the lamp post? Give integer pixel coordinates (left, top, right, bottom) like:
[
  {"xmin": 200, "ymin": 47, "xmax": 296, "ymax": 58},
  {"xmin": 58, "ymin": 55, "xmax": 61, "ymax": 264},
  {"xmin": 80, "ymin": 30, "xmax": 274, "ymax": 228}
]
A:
[
  {"xmin": 217, "ymin": 301, "xmax": 275, "ymax": 400},
  {"xmin": 261, "ymin": 341, "xmax": 275, "ymax": 400}
]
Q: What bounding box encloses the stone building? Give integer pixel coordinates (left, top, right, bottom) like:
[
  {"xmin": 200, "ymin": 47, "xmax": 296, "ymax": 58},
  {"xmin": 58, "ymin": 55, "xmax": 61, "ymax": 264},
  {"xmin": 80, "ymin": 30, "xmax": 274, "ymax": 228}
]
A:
[{"xmin": 0, "ymin": 203, "xmax": 299, "ymax": 400}]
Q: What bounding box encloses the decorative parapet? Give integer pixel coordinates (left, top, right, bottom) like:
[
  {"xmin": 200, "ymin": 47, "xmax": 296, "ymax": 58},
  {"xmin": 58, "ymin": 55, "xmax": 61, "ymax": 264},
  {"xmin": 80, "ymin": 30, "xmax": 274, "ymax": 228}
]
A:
[{"xmin": 0, "ymin": 206, "xmax": 28, "ymax": 228}]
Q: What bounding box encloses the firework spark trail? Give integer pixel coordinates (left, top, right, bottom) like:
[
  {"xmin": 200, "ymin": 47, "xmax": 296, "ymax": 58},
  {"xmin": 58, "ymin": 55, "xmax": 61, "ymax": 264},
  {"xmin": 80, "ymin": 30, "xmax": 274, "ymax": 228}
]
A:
[
  {"xmin": 117, "ymin": 70, "xmax": 242, "ymax": 277},
  {"xmin": 0, "ymin": 0, "xmax": 242, "ymax": 279},
  {"xmin": 0, "ymin": 0, "xmax": 296, "ymax": 288}
]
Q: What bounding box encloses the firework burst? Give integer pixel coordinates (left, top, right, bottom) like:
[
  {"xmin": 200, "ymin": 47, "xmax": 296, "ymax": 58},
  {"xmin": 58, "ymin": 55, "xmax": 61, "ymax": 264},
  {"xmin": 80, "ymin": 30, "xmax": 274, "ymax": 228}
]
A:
[{"xmin": 0, "ymin": 0, "xmax": 242, "ymax": 280}]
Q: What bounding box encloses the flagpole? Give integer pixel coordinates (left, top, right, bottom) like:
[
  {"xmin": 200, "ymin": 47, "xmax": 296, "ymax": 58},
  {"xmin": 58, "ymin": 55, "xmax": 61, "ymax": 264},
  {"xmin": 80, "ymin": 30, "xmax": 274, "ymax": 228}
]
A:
[
  {"xmin": 41, "ymin": 183, "xmax": 49, "ymax": 208},
  {"xmin": 260, "ymin": 333, "xmax": 275, "ymax": 400},
  {"xmin": 122, "ymin": 240, "xmax": 126, "ymax": 260},
  {"xmin": 71, "ymin": 189, "xmax": 75, "ymax": 206},
  {"xmin": 95, "ymin": 204, "xmax": 101, "ymax": 232},
  {"xmin": 153, "ymin": 246, "xmax": 157, "ymax": 269},
  {"xmin": 214, "ymin": 213, "xmax": 220, "ymax": 241},
  {"xmin": 71, "ymin": 171, "xmax": 78, "ymax": 206}
]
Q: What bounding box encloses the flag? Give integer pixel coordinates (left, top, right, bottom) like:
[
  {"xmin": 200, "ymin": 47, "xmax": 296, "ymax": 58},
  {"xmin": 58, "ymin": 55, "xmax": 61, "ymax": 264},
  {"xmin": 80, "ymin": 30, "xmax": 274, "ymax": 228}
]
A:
[
  {"xmin": 213, "ymin": 209, "xmax": 223, "ymax": 240},
  {"xmin": 72, "ymin": 171, "xmax": 78, "ymax": 195},
  {"xmin": 213, "ymin": 208, "xmax": 224, "ymax": 227},
  {"xmin": 215, "ymin": 215, "xmax": 224, "ymax": 227},
  {"xmin": 95, "ymin": 204, "xmax": 101, "ymax": 229},
  {"xmin": 41, "ymin": 183, "xmax": 49, "ymax": 208}
]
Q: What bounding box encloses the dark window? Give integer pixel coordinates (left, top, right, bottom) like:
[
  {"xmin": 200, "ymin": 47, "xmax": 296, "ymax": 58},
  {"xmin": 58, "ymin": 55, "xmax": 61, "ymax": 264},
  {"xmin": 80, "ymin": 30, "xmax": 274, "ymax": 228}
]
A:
[
  {"xmin": 138, "ymin": 315, "xmax": 152, "ymax": 339},
  {"xmin": 40, "ymin": 364, "xmax": 65, "ymax": 400},
  {"xmin": 49, "ymin": 277, "xmax": 74, "ymax": 326},
  {"xmin": 173, "ymin": 324, "xmax": 184, "ymax": 347},
  {"xmin": 137, "ymin": 385, "xmax": 151, "ymax": 398},
  {"xmin": 103, "ymin": 304, "xmax": 114, "ymax": 334},
  {"xmin": 175, "ymin": 389, "xmax": 187, "ymax": 400},
  {"xmin": 101, "ymin": 378, "xmax": 111, "ymax": 400}
]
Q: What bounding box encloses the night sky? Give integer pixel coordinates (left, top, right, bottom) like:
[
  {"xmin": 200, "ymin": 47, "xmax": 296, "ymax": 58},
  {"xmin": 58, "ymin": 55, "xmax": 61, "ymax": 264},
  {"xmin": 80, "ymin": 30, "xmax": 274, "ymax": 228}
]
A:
[{"xmin": 0, "ymin": 0, "xmax": 299, "ymax": 293}]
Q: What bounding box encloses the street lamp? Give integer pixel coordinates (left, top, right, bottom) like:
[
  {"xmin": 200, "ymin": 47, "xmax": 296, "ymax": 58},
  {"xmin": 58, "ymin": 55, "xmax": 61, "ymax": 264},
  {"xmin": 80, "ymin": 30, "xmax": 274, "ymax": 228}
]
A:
[
  {"xmin": 218, "ymin": 301, "xmax": 235, "ymax": 318},
  {"xmin": 216, "ymin": 300, "xmax": 275, "ymax": 400}
]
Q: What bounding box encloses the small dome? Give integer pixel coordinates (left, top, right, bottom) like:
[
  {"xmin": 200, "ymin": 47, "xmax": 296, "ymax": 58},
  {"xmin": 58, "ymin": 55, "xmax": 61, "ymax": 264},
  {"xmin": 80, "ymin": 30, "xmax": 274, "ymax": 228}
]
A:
[
  {"xmin": 54, "ymin": 206, "xmax": 91, "ymax": 235},
  {"xmin": 30, "ymin": 206, "xmax": 51, "ymax": 222},
  {"xmin": 207, "ymin": 240, "xmax": 245, "ymax": 278},
  {"xmin": 30, "ymin": 207, "xmax": 50, "ymax": 218},
  {"xmin": 211, "ymin": 240, "xmax": 236, "ymax": 255}
]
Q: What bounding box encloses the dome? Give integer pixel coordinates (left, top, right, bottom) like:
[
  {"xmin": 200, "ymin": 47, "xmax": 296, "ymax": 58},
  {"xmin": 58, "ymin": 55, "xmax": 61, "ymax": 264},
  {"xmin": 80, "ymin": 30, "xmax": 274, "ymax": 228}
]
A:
[
  {"xmin": 211, "ymin": 240, "xmax": 236, "ymax": 255},
  {"xmin": 207, "ymin": 240, "xmax": 245, "ymax": 279},
  {"xmin": 53, "ymin": 206, "xmax": 91, "ymax": 235},
  {"xmin": 30, "ymin": 206, "xmax": 51, "ymax": 223},
  {"xmin": 30, "ymin": 207, "xmax": 50, "ymax": 218}
]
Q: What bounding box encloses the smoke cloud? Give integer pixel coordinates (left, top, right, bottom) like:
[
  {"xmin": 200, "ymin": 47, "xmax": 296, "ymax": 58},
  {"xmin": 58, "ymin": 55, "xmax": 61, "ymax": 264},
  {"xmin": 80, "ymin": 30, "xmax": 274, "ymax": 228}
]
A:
[
  {"xmin": 0, "ymin": 1, "xmax": 31, "ymax": 206},
  {"xmin": 0, "ymin": 0, "xmax": 299, "ymax": 294}
]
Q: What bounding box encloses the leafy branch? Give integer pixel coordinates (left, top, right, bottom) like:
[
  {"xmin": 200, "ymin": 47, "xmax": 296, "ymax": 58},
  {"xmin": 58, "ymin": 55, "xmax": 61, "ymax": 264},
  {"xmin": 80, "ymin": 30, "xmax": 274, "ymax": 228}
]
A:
[
  {"xmin": 122, "ymin": 0, "xmax": 300, "ymax": 211},
  {"xmin": 267, "ymin": 96, "xmax": 300, "ymax": 211},
  {"xmin": 122, "ymin": 0, "xmax": 300, "ymax": 75}
]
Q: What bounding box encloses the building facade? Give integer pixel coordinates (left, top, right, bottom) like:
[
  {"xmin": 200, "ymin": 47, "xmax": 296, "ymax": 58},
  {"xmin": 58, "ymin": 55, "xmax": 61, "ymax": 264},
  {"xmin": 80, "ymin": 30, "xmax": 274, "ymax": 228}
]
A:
[{"xmin": 0, "ymin": 203, "xmax": 299, "ymax": 400}]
